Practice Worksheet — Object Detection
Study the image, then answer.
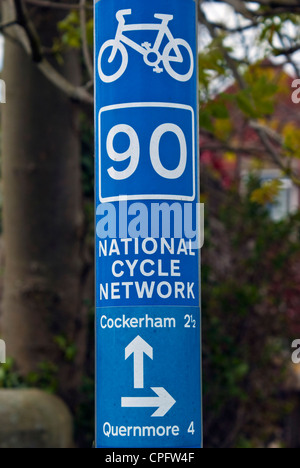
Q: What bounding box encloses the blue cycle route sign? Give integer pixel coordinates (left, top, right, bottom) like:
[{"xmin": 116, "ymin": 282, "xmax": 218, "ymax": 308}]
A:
[{"xmin": 95, "ymin": 0, "xmax": 202, "ymax": 448}]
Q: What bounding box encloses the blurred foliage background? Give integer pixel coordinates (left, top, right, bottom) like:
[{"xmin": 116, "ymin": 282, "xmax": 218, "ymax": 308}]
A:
[{"xmin": 0, "ymin": 0, "xmax": 300, "ymax": 448}]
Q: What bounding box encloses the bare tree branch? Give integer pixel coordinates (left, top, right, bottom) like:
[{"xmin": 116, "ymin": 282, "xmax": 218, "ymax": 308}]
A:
[
  {"xmin": 275, "ymin": 32, "xmax": 300, "ymax": 77},
  {"xmin": 37, "ymin": 59, "xmax": 94, "ymax": 104},
  {"xmin": 79, "ymin": 0, "xmax": 93, "ymax": 80},
  {"xmin": 11, "ymin": 0, "xmax": 93, "ymax": 105},
  {"xmin": 274, "ymin": 44, "xmax": 300, "ymax": 57},
  {"xmin": 198, "ymin": 6, "xmax": 247, "ymax": 89},
  {"xmin": 252, "ymin": 0, "xmax": 299, "ymax": 5},
  {"xmin": 201, "ymin": 142, "xmax": 267, "ymax": 157},
  {"xmin": 0, "ymin": 20, "xmax": 18, "ymax": 31},
  {"xmin": 14, "ymin": 0, "xmax": 42, "ymax": 62},
  {"xmin": 249, "ymin": 122, "xmax": 284, "ymax": 146},
  {"xmin": 204, "ymin": 0, "xmax": 300, "ymax": 12},
  {"xmin": 207, "ymin": 20, "xmax": 257, "ymax": 34}
]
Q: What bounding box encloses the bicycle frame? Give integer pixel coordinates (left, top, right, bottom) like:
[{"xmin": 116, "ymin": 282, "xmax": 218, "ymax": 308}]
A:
[{"xmin": 109, "ymin": 12, "xmax": 182, "ymax": 64}]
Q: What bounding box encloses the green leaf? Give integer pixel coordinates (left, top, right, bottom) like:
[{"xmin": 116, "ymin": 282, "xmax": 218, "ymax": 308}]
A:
[
  {"xmin": 236, "ymin": 90, "xmax": 258, "ymax": 118},
  {"xmin": 210, "ymin": 101, "xmax": 230, "ymax": 119},
  {"xmin": 58, "ymin": 11, "xmax": 81, "ymax": 49},
  {"xmin": 200, "ymin": 110, "xmax": 214, "ymax": 132},
  {"xmin": 250, "ymin": 179, "xmax": 283, "ymax": 205}
]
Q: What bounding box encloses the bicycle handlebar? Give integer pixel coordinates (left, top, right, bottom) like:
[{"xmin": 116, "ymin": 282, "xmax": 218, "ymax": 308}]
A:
[{"xmin": 116, "ymin": 9, "xmax": 132, "ymax": 23}]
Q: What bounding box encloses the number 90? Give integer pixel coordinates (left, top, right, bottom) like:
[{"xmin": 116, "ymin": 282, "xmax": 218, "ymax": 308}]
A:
[{"xmin": 106, "ymin": 123, "xmax": 187, "ymax": 181}]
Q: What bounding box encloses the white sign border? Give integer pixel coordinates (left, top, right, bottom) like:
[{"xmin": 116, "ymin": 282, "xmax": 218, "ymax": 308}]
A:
[{"xmin": 98, "ymin": 102, "xmax": 196, "ymax": 203}]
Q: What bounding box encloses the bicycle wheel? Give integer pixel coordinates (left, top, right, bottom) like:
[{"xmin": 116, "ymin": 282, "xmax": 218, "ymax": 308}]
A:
[
  {"xmin": 98, "ymin": 40, "xmax": 128, "ymax": 84},
  {"xmin": 163, "ymin": 39, "xmax": 194, "ymax": 83}
]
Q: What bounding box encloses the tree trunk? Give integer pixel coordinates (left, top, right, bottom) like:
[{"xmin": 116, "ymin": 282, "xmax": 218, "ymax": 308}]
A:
[{"xmin": 1, "ymin": 5, "xmax": 87, "ymax": 407}]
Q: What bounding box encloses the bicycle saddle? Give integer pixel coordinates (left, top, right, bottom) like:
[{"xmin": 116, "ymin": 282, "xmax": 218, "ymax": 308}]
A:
[{"xmin": 154, "ymin": 14, "xmax": 174, "ymax": 22}]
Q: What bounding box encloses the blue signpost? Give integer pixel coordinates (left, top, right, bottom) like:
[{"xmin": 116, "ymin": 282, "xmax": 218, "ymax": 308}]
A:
[{"xmin": 95, "ymin": 0, "xmax": 201, "ymax": 448}]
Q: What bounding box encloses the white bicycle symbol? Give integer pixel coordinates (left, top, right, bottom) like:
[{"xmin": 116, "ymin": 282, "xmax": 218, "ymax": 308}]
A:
[{"xmin": 98, "ymin": 9, "xmax": 194, "ymax": 83}]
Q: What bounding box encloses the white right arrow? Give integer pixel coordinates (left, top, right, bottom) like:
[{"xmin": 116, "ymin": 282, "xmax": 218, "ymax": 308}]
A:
[
  {"xmin": 125, "ymin": 336, "xmax": 153, "ymax": 389},
  {"xmin": 121, "ymin": 387, "xmax": 176, "ymax": 417}
]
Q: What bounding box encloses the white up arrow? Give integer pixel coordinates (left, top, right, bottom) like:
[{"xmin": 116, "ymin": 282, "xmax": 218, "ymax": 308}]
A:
[
  {"xmin": 122, "ymin": 387, "xmax": 176, "ymax": 417},
  {"xmin": 125, "ymin": 336, "xmax": 153, "ymax": 389}
]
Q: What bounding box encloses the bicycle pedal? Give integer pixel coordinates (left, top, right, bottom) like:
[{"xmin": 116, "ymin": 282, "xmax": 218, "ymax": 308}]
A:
[
  {"xmin": 153, "ymin": 67, "xmax": 163, "ymax": 74},
  {"xmin": 142, "ymin": 42, "xmax": 152, "ymax": 50}
]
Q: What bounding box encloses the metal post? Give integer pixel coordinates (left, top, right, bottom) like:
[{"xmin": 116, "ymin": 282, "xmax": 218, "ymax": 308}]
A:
[{"xmin": 95, "ymin": 0, "xmax": 201, "ymax": 448}]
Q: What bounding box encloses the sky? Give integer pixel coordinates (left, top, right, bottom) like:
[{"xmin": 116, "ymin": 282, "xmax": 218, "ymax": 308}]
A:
[{"xmin": 201, "ymin": 2, "xmax": 300, "ymax": 73}]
